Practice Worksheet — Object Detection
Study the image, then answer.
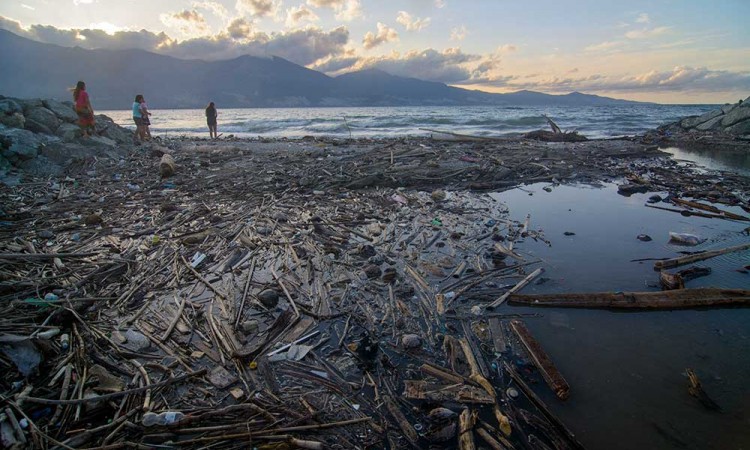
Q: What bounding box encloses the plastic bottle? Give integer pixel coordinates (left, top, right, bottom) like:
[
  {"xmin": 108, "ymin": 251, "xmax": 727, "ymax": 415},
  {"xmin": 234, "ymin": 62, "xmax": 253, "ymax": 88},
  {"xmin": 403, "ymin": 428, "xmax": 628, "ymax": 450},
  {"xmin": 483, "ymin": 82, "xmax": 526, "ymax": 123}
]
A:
[
  {"xmin": 60, "ymin": 333, "xmax": 70, "ymax": 351},
  {"xmin": 142, "ymin": 411, "xmax": 185, "ymax": 427}
]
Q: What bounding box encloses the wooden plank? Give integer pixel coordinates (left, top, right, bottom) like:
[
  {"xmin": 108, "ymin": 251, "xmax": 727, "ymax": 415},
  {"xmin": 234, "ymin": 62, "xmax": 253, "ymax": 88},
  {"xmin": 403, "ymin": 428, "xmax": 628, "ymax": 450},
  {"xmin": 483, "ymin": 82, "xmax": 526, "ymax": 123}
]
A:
[
  {"xmin": 509, "ymin": 288, "xmax": 750, "ymax": 309},
  {"xmin": 510, "ymin": 320, "xmax": 570, "ymax": 400},
  {"xmin": 488, "ymin": 318, "xmax": 507, "ymax": 354},
  {"xmin": 403, "ymin": 380, "xmax": 495, "ymax": 404}
]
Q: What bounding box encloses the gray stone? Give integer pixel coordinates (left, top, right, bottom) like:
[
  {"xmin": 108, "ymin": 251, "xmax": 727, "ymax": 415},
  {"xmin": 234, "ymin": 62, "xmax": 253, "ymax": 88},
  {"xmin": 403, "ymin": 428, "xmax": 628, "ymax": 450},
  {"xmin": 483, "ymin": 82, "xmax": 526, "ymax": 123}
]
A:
[
  {"xmin": 742, "ymin": 95, "xmax": 750, "ymax": 107},
  {"xmin": 728, "ymin": 119, "xmax": 750, "ymax": 136},
  {"xmin": 0, "ymin": 339, "xmax": 42, "ymax": 376},
  {"xmin": 37, "ymin": 230, "xmax": 54, "ymax": 239},
  {"xmin": 16, "ymin": 98, "xmax": 43, "ymax": 114},
  {"xmin": 0, "ymin": 126, "xmax": 46, "ymax": 161},
  {"xmin": 695, "ymin": 115, "xmax": 724, "ymax": 131},
  {"xmin": 123, "ymin": 329, "xmax": 150, "ymax": 352},
  {"xmin": 0, "ymin": 113, "xmax": 25, "ymax": 129},
  {"xmin": 95, "ymin": 115, "xmax": 134, "ymax": 144},
  {"xmin": 721, "ymin": 103, "xmax": 737, "ymax": 114},
  {"xmin": 680, "ymin": 109, "xmax": 722, "ymax": 129},
  {"xmin": 25, "ymin": 107, "xmax": 60, "ymax": 133},
  {"xmin": 56, "ymin": 122, "xmax": 81, "ymax": 142},
  {"xmin": 721, "ymin": 105, "xmax": 750, "ymax": 127},
  {"xmin": 24, "ymin": 118, "xmax": 53, "ymax": 135},
  {"xmin": 257, "ymin": 289, "xmax": 280, "ymax": 308},
  {"xmin": 401, "ymin": 334, "xmax": 422, "ymax": 349},
  {"xmin": 0, "ymin": 99, "xmax": 23, "ymax": 115},
  {"xmin": 82, "ymin": 136, "xmax": 117, "ymax": 147},
  {"xmin": 43, "ymin": 99, "xmax": 78, "ymax": 123}
]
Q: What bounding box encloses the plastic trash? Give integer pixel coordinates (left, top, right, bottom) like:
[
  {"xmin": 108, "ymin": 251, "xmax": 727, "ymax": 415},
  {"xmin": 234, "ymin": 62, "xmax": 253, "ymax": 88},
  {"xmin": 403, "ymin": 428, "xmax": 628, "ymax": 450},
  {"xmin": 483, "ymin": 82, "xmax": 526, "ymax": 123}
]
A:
[
  {"xmin": 142, "ymin": 411, "xmax": 185, "ymax": 427},
  {"xmin": 60, "ymin": 333, "xmax": 70, "ymax": 351},
  {"xmin": 669, "ymin": 232, "xmax": 705, "ymax": 246}
]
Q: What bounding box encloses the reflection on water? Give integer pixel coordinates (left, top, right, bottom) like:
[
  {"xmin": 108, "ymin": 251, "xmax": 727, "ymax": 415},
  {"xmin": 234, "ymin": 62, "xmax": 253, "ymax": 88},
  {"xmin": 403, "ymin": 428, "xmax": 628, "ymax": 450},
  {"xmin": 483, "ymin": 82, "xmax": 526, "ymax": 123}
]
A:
[
  {"xmin": 492, "ymin": 182, "xmax": 749, "ymax": 450},
  {"xmin": 662, "ymin": 146, "xmax": 750, "ymax": 177}
]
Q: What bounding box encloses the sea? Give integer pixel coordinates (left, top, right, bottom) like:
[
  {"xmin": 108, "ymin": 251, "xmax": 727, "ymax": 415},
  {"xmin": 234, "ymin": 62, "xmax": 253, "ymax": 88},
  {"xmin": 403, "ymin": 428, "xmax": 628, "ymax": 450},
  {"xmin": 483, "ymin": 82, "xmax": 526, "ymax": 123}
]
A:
[{"xmin": 101, "ymin": 104, "xmax": 717, "ymax": 139}]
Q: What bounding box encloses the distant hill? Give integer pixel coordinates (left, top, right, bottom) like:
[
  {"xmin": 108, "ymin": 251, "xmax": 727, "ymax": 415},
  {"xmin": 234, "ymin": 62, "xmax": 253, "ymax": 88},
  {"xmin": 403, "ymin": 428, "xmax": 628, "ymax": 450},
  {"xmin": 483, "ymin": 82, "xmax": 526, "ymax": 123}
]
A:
[{"xmin": 0, "ymin": 29, "xmax": 646, "ymax": 109}]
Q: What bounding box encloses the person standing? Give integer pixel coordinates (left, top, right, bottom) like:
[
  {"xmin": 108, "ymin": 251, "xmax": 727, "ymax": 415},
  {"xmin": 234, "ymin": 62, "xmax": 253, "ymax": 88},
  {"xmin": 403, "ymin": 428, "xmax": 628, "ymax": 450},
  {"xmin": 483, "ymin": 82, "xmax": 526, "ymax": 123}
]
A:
[
  {"xmin": 72, "ymin": 81, "xmax": 95, "ymax": 137},
  {"xmin": 132, "ymin": 94, "xmax": 145, "ymax": 143},
  {"xmin": 139, "ymin": 97, "xmax": 153, "ymax": 140},
  {"xmin": 205, "ymin": 102, "xmax": 218, "ymax": 139}
]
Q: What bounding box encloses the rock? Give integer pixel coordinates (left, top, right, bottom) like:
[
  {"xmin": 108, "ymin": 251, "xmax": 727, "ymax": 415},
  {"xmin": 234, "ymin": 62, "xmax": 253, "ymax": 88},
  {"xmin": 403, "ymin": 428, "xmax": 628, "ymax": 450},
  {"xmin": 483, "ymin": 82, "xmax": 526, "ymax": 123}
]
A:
[
  {"xmin": 89, "ymin": 364, "xmax": 125, "ymax": 392},
  {"xmin": 95, "ymin": 115, "xmax": 134, "ymax": 144},
  {"xmin": 0, "ymin": 126, "xmax": 47, "ymax": 161},
  {"xmin": 25, "ymin": 107, "xmax": 60, "ymax": 133},
  {"xmin": 24, "ymin": 118, "xmax": 54, "ymax": 135},
  {"xmin": 43, "ymin": 99, "xmax": 78, "ymax": 123},
  {"xmin": 363, "ymin": 264, "xmax": 381, "ymax": 279},
  {"xmin": 680, "ymin": 109, "xmax": 722, "ymax": 129},
  {"xmin": 0, "ymin": 113, "xmax": 25, "ymax": 129},
  {"xmin": 647, "ymin": 194, "xmax": 662, "ymax": 204},
  {"xmin": 37, "ymin": 230, "xmax": 54, "ymax": 239},
  {"xmin": 56, "ymin": 123, "xmax": 81, "ymax": 142},
  {"xmin": 15, "ymin": 98, "xmax": 43, "ymax": 114},
  {"xmin": 425, "ymin": 407, "xmax": 457, "ymax": 443},
  {"xmin": 241, "ymin": 320, "xmax": 259, "ymax": 333},
  {"xmin": 0, "ymin": 98, "xmax": 23, "ymax": 116},
  {"xmin": 431, "ymin": 189, "xmax": 447, "ymax": 202},
  {"xmin": 208, "ymin": 365, "xmax": 237, "ymax": 389},
  {"xmin": 563, "ymin": 231, "xmax": 575, "ymax": 236},
  {"xmin": 382, "ymin": 267, "xmax": 397, "ymax": 283},
  {"xmin": 123, "ymin": 329, "xmax": 150, "ymax": 352},
  {"xmin": 84, "ymin": 213, "xmax": 103, "ymax": 225},
  {"xmin": 728, "ymin": 119, "xmax": 750, "ymax": 136},
  {"xmin": 356, "ymin": 244, "xmax": 376, "ymax": 258},
  {"xmin": 695, "ymin": 115, "xmax": 724, "ymax": 131},
  {"xmin": 401, "ymin": 333, "xmax": 422, "ymax": 349},
  {"xmin": 721, "ymin": 103, "xmax": 737, "ymax": 115},
  {"xmin": 721, "ymin": 105, "xmax": 750, "ymax": 127},
  {"xmin": 743, "ymin": 95, "xmax": 750, "ymax": 106},
  {"xmin": 257, "ymin": 289, "xmax": 280, "ymax": 308},
  {"xmin": 637, "ymin": 234, "xmax": 652, "ymax": 242},
  {"xmin": 159, "ymin": 154, "xmax": 175, "ymax": 177},
  {"xmin": 0, "ymin": 338, "xmax": 42, "ymax": 376},
  {"xmin": 82, "ymin": 136, "xmax": 117, "ymax": 147}
]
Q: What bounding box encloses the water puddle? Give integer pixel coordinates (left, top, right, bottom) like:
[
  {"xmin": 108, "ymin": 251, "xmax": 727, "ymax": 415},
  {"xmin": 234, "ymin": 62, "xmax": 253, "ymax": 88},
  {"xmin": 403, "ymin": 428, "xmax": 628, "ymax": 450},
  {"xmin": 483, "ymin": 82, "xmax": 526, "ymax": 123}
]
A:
[{"xmin": 491, "ymin": 182, "xmax": 749, "ymax": 450}]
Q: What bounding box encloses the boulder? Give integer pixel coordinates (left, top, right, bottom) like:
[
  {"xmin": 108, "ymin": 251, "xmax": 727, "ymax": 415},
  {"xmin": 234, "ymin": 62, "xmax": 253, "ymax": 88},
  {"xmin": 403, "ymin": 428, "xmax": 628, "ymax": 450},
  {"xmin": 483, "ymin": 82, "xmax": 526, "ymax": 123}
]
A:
[
  {"xmin": 721, "ymin": 103, "xmax": 737, "ymax": 114},
  {"xmin": 24, "ymin": 118, "xmax": 54, "ymax": 135},
  {"xmin": 680, "ymin": 109, "xmax": 722, "ymax": 129},
  {"xmin": 15, "ymin": 98, "xmax": 43, "ymax": 114},
  {"xmin": 742, "ymin": 95, "xmax": 750, "ymax": 107},
  {"xmin": 727, "ymin": 119, "xmax": 750, "ymax": 136},
  {"xmin": 721, "ymin": 105, "xmax": 750, "ymax": 127},
  {"xmin": 0, "ymin": 99, "xmax": 23, "ymax": 116},
  {"xmin": 56, "ymin": 122, "xmax": 81, "ymax": 142},
  {"xmin": 43, "ymin": 99, "xmax": 78, "ymax": 123},
  {"xmin": 95, "ymin": 115, "xmax": 133, "ymax": 144},
  {"xmin": 695, "ymin": 115, "xmax": 724, "ymax": 131},
  {"xmin": 0, "ymin": 113, "xmax": 25, "ymax": 129},
  {"xmin": 0, "ymin": 126, "xmax": 48, "ymax": 161},
  {"xmin": 25, "ymin": 107, "xmax": 60, "ymax": 133}
]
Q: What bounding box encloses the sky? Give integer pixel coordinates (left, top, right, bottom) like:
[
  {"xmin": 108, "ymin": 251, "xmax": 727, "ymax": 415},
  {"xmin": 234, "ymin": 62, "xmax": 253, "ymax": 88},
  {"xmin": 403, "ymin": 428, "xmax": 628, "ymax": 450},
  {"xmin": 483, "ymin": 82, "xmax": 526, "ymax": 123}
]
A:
[{"xmin": 1, "ymin": 0, "xmax": 749, "ymax": 104}]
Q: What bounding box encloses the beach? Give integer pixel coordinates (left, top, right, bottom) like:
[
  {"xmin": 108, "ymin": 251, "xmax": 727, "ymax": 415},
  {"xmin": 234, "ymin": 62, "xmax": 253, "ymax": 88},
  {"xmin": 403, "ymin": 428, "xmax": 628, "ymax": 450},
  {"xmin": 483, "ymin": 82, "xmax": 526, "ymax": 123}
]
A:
[{"xmin": 1, "ymin": 100, "xmax": 749, "ymax": 449}]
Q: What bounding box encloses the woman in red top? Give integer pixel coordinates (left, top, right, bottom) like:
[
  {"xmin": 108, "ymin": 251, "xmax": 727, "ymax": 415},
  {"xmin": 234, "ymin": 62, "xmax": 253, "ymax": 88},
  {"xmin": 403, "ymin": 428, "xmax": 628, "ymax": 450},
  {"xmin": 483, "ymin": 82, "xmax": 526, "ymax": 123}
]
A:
[{"xmin": 72, "ymin": 81, "xmax": 95, "ymax": 137}]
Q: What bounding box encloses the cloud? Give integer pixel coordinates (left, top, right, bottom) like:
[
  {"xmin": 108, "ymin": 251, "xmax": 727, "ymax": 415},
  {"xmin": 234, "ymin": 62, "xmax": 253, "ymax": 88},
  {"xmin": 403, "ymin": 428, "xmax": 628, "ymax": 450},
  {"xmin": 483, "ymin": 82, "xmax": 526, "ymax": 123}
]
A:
[
  {"xmin": 474, "ymin": 66, "xmax": 750, "ymax": 93},
  {"xmin": 227, "ymin": 17, "xmax": 254, "ymax": 39},
  {"xmin": 306, "ymin": 0, "xmax": 362, "ymax": 21},
  {"xmin": 21, "ymin": 4, "xmax": 35, "ymax": 10},
  {"xmin": 73, "ymin": 0, "xmax": 94, "ymax": 5},
  {"xmin": 362, "ymin": 23, "xmax": 398, "ymax": 49},
  {"xmin": 0, "ymin": 16, "xmax": 348, "ymax": 65},
  {"xmin": 193, "ymin": 1, "xmax": 229, "ymax": 19},
  {"xmin": 584, "ymin": 40, "xmax": 622, "ymax": 52},
  {"xmin": 352, "ymin": 47, "xmax": 481, "ymax": 83},
  {"xmin": 160, "ymin": 10, "xmax": 210, "ymax": 35},
  {"xmin": 435, "ymin": 0, "xmax": 446, "ymax": 7},
  {"xmin": 286, "ymin": 5, "xmax": 319, "ymax": 28},
  {"xmin": 496, "ymin": 44, "xmax": 517, "ymax": 53},
  {"xmin": 236, "ymin": 0, "xmax": 280, "ymax": 17},
  {"xmin": 625, "ymin": 26, "xmax": 670, "ymax": 39},
  {"xmin": 450, "ymin": 25, "xmax": 466, "ymax": 41},
  {"xmin": 635, "ymin": 13, "xmax": 650, "ymax": 24},
  {"xmin": 396, "ymin": 11, "xmax": 430, "ymax": 31}
]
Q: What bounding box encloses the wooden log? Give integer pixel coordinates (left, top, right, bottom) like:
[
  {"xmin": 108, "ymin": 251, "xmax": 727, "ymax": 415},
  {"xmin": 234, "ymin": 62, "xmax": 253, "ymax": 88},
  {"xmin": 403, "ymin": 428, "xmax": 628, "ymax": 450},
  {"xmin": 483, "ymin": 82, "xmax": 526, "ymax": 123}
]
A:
[
  {"xmin": 654, "ymin": 243, "xmax": 750, "ymax": 269},
  {"xmin": 159, "ymin": 153, "xmax": 176, "ymax": 178},
  {"xmin": 458, "ymin": 409, "xmax": 476, "ymax": 450},
  {"xmin": 686, "ymin": 368, "xmax": 720, "ymax": 411},
  {"xmin": 672, "ymin": 198, "xmax": 750, "ymax": 221},
  {"xmin": 503, "ymin": 362, "xmax": 585, "ymax": 450},
  {"xmin": 509, "ymin": 288, "xmax": 750, "ymax": 310},
  {"xmin": 509, "ymin": 320, "xmax": 570, "ymax": 400},
  {"xmin": 383, "ymin": 395, "xmax": 419, "ymax": 448},
  {"xmin": 487, "ymin": 267, "xmax": 544, "ymax": 309},
  {"xmin": 403, "ymin": 380, "xmax": 495, "ymax": 404}
]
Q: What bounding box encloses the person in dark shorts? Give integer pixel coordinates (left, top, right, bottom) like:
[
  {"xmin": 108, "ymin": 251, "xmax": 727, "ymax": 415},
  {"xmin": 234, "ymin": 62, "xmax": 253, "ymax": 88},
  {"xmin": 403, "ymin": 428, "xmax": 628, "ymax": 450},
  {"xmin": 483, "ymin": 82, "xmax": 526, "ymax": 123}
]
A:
[
  {"xmin": 132, "ymin": 94, "xmax": 145, "ymax": 143},
  {"xmin": 205, "ymin": 102, "xmax": 218, "ymax": 139}
]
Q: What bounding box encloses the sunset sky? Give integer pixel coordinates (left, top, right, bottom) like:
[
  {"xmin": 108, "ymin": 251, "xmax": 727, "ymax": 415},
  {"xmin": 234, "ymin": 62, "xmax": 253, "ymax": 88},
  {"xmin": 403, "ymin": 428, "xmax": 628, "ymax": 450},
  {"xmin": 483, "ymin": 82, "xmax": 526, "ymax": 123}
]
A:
[{"xmin": 1, "ymin": 0, "xmax": 748, "ymax": 104}]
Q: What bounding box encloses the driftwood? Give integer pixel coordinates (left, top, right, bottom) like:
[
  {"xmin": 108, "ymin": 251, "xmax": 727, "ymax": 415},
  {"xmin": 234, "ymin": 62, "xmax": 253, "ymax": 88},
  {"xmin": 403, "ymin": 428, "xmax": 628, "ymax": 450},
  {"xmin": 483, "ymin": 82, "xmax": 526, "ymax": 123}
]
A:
[
  {"xmin": 509, "ymin": 288, "xmax": 750, "ymax": 309},
  {"xmin": 509, "ymin": 320, "xmax": 570, "ymax": 400},
  {"xmin": 685, "ymin": 368, "xmax": 721, "ymax": 411},
  {"xmin": 487, "ymin": 267, "xmax": 544, "ymax": 309},
  {"xmin": 672, "ymin": 198, "xmax": 750, "ymax": 221},
  {"xmin": 159, "ymin": 153, "xmax": 176, "ymax": 177},
  {"xmin": 654, "ymin": 242, "xmax": 750, "ymax": 269},
  {"xmin": 403, "ymin": 380, "xmax": 495, "ymax": 404},
  {"xmin": 458, "ymin": 408, "xmax": 476, "ymax": 450}
]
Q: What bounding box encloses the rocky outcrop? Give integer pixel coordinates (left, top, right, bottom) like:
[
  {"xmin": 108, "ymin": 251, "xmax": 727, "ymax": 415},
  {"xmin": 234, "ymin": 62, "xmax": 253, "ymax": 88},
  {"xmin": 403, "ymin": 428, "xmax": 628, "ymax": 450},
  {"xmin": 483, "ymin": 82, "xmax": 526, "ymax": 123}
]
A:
[
  {"xmin": 0, "ymin": 94, "xmax": 135, "ymax": 178},
  {"xmin": 676, "ymin": 95, "xmax": 750, "ymax": 137}
]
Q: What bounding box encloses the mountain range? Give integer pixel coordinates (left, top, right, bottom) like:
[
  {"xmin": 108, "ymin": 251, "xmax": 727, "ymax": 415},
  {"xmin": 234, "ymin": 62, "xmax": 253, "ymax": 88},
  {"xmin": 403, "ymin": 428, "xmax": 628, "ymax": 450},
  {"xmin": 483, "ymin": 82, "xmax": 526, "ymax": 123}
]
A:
[{"xmin": 0, "ymin": 29, "xmax": 644, "ymax": 109}]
